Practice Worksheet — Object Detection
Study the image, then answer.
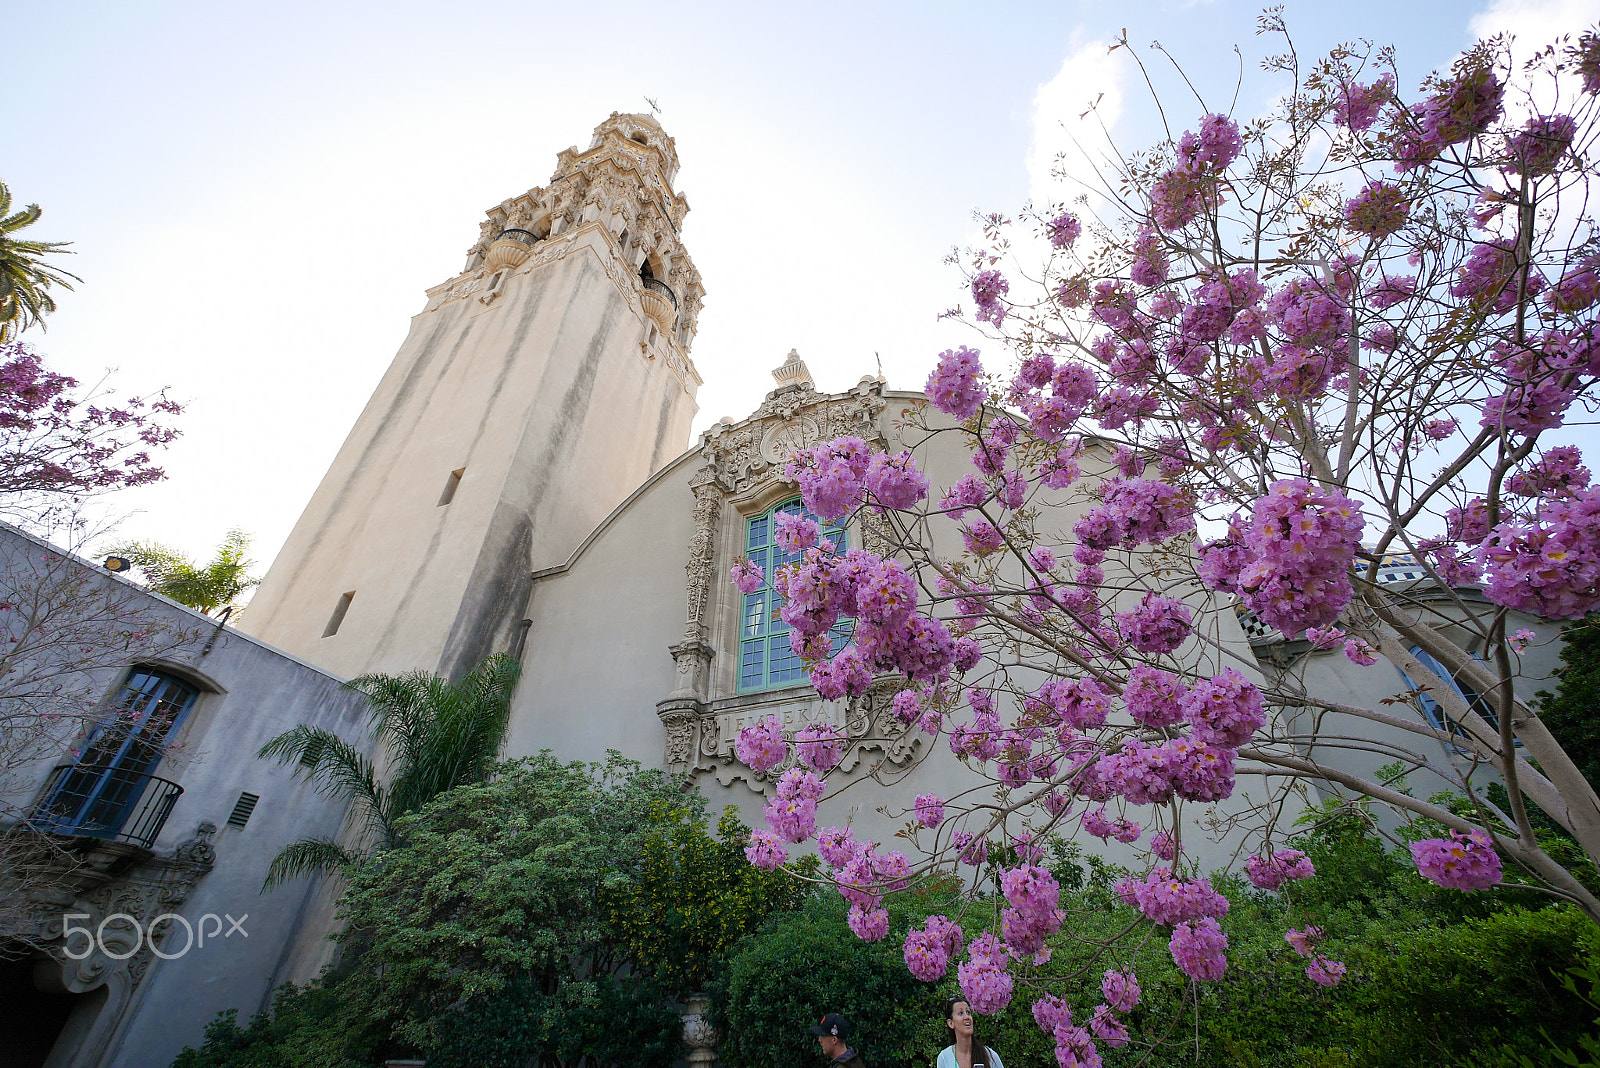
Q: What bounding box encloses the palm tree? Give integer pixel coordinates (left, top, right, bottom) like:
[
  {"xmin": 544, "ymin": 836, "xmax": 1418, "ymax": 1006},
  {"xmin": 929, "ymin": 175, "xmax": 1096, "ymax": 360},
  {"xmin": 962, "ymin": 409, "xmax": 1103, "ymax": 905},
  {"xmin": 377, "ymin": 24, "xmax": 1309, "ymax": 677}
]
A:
[
  {"xmin": 256, "ymin": 653, "xmax": 522, "ymax": 888},
  {"xmin": 106, "ymin": 528, "xmax": 259, "ymax": 616},
  {"xmin": 0, "ymin": 182, "xmax": 79, "ymax": 342}
]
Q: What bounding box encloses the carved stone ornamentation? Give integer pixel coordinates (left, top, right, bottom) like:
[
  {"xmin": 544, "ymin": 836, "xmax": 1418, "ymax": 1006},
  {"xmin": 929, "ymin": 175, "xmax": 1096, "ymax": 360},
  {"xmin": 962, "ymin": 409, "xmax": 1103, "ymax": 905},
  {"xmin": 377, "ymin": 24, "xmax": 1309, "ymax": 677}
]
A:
[
  {"xmin": 422, "ymin": 112, "xmax": 705, "ymax": 397},
  {"xmin": 688, "ymin": 677, "xmax": 920, "ymax": 792},
  {"xmin": 684, "ymin": 487, "xmax": 722, "ymax": 644},
  {"xmin": 659, "ymin": 369, "xmax": 909, "ymax": 783},
  {"xmin": 681, "ymin": 993, "xmax": 720, "ymax": 1068},
  {"xmin": 6, "ymin": 821, "xmax": 220, "ymax": 1067}
]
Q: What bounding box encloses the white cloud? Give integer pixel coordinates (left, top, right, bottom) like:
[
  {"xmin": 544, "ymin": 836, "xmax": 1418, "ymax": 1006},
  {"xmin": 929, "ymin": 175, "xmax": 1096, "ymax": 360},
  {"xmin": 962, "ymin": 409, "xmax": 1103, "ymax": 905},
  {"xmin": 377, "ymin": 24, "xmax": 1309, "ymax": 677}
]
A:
[
  {"xmin": 1028, "ymin": 35, "xmax": 1128, "ymax": 212},
  {"xmin": 1470, "ymin": 0, "xmax": 1600, "ymax": 50}
]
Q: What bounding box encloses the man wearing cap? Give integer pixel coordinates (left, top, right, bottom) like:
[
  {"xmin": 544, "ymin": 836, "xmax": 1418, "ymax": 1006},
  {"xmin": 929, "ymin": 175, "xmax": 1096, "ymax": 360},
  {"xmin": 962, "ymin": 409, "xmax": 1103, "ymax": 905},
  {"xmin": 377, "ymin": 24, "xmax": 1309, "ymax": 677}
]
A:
[{"xmin": 810, "ymin": 1012, "xmax": 866, "ymax": 1068}]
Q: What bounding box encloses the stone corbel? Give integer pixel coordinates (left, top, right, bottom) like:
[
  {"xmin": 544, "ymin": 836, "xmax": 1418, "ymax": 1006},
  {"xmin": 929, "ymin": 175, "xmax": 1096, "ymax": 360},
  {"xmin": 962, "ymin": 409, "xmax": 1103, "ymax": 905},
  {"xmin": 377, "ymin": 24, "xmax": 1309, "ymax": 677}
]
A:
[
  {"xmin": 668, "ymin": 638, "xmax": 715, "ymax": 702},
  {"xmin": 656, "ymin": 698, "xmax": 702, "ymax": 774}
]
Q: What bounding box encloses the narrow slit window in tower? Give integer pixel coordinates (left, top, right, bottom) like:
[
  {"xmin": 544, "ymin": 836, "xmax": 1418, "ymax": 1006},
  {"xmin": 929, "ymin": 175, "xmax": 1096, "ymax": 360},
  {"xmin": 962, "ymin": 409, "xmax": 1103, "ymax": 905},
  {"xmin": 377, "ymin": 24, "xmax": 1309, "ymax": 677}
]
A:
[
  {"xmin": 438, "ymin": 468, "xmax": 465, "ymax": 507},
  {"xmin": 322, "ymin": 592, "xmax": 355, "ymax": 638}
]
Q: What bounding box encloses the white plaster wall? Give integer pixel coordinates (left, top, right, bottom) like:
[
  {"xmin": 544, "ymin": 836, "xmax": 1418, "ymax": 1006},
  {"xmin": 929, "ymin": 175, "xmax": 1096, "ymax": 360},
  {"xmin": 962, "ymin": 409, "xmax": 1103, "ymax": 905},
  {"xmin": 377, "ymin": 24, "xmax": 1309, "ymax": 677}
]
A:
[
  {"xmin": 242, "ymin": 226, "xmax": 698, "ymax": 682},
  {"xmin": 505, "ymin": 448, "xmax": 700, "ymax": 765},
  {"xmin": 504, "ymin": 387, "xmax": 1293, "ymax": 874},
  {"xmin": 0, "ymin": 523, "xmax": 372, "ymax": 1068},
  {"xmin": 1277, "ymin": 591, "xmax": 1567, "ymax": 809}
]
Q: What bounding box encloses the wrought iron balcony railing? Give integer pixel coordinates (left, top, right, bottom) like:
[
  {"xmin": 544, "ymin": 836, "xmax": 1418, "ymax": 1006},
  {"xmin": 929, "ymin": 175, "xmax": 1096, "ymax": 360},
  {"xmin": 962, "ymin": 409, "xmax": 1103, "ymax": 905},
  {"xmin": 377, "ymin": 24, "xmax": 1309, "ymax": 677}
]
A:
[
  {"xmin": 642, "ymin": 275, "xmax": 678, "ymax": 309},
  {"xmin": 29, "ymin": 764, "xmax": 184, "ymax": 850}
]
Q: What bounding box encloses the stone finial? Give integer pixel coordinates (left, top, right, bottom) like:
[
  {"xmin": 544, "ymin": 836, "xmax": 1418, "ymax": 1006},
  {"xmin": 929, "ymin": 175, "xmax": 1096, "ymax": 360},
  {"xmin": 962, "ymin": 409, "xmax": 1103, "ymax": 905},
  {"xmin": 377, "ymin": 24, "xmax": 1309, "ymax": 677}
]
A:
[{"xmin": 772, "ymin": 349, "xmax": 814, "ymax": 389}]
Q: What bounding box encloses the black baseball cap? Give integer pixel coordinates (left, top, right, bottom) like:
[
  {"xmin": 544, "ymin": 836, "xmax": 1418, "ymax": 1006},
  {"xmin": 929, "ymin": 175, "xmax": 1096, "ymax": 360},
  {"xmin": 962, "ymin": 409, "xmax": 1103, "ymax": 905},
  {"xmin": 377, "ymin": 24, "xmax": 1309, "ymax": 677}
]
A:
[{"xmin": 810, "ymin": 1013, "xmax": 852, "ymax": 1038}]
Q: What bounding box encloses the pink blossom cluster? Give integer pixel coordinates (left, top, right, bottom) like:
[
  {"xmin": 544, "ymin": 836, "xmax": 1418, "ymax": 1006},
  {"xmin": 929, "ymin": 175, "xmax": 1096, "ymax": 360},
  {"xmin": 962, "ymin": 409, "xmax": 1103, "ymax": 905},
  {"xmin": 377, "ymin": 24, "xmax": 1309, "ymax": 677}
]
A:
[
  {"xmin": 1478, "ymin": 486, "xmax": 1600, "ymax": 619},
  {"xmin": 1115, "ymin": 592, "xmax": 1193, "ymax": 654},
  {"xmin": 1048, "ymin": 212, "xmax": 1082, "ymax": 249},
  {"xmin": 927, "ymin": 347, "xmax": 988, "ymax": 421},
  {"xmin": 1123, "ymin": 665, "xmax": 1187, "ymax": 728},
  {"xmin": 1006, "ymin": 353, "xmax": 1099, "ymax": 444},
  {"xmin": 1410, "ymin": 829, "xmax": 1504, "ymax": 889},
  {"xmin": 914, "ymin": 793, "xmax": 945, "ymax": 828},
  {"xmin": 1169, "ymin": 916, "xmax": 1229, "ymax": 981},
  {"xmin": 1509, "ymin": 446, "xmax": 1591, "ymax": 498},
  {"xmin": 1115, "ymin": 867, "xmax": 1230, "ymax": 926},
  {"xmin": 1553, "ymin": 255, "xmax": 1600, "ymax": 311},
  {"xmin": 1151, "ymin": 830, "xmax": 1178, "ymax": 862},
  {"xmin": 1088, "ymin": 1005, "xmax": 1129, "ymax": 1048},
  {"xmin": 785, "ymin": 436, "xmax": 871, "ymax": 521},
  {"xmin": 1032, "ymin": 997, "xmax": 1104, "ymax": 1068},
  {"xmin": 1397, "ymin": 64, "xmax": 1504, "ymax": 170},
  {"xmin": 1000, "ymin": 863, "xmax": 1064, "ymax": 959},
  {"xmin": 1285, "ymin": 925, "xmax": 1323, "ymax": 957},
  {"xmin": 1306, "ymin": 957, "xmax": 1347, "ymax": 987},
  {"xmin": 1197, "ymin": 479, "xmax": 1365, "ymax": 636},
  {"xmin": 1334, "ymin": 74, "xmax": 1394, "ymax": 132},
  {"xmin": 775, "ymin": 510, "xmax": 820, "ymax": 552},
  {"xmin": 1102, "ymin": 968, "xmax": 1141, "ymax": 1012},
  {"xmin": 972, "ymin": 270, "xmax": 1010, "ymax": 326},
  {"xmin": 958, "ymin": 932, "xmax": 1014, "ymax": 1014},
  {"xmin": 730, "ymin": 558, "xmax": 765, "ymax": 595},
  {"xmin": 735, "ymin": 715, "xmax": 787, "ymax": 773},
  {"xmin": 1244, "ymin": 848, "xmax": 1317, "ymax": 890},
  {"xmin": 818, "ymin": 826, "xmax": 861, "ymax": 867},
  {"xmin": 1027, "ymin": 676, "xmax": 1115, "ymax": 732},
  {"xmin": 1074, "ymin": 477, "xmax": 1195, "ymax": 551},
  {"xmin": 1083, "ymin": 806, "xmax": 1142, "ymax": 844},
  {"xmin": 1452, "ymin": 240, "xmax": 1543, "ymax": 314},
  {"xmin": 763, "ymin": 792, "xmax": 816, "ymax": 844},
  {"xmin": 1098, "ymin": 734, "xmax": 1238, "ymax": 805},
  {"xmin": 765, "ymin": 539, "xmax": 960, "ymax": 688},
  {"xmin": 795, "ymin": 723, "xmax": 845, "ymax": 772},
  {"xmin": 1147, "ymin": 114, "xmax": 1240, "ymax": 231},
  {"xmin": 903, "ymin": 914, "xmax": 964, "ymax": 981},
  {"xmin": 848, "ymin": 903, "xmax": 890, "ymax": 942},
  {"xmin": 1508, "ymin": 113, "xmax": 1577, "ymax": 176},
  {"xmin": 1182, "ymin": 668, "xmax": 1266, "ymax": 747},
  {"xmin": 866, "ymin": 449, "xmax": 930, "ymax": 510},
  {"xmin": 1345, "ymin": 181, "xmax": 1410, "ymax": 238},
  {"xmin": 744, "ymin": 828, "xmax": 788, "ymax": 871}
]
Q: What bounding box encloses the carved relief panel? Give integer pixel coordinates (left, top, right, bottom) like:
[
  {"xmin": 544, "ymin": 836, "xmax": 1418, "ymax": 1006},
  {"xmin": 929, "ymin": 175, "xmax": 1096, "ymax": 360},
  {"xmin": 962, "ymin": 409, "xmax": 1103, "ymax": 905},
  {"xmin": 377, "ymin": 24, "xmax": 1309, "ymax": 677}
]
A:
[{"xmin": 655, "ymin": 375, "xmax": 923, "ymax": 790}]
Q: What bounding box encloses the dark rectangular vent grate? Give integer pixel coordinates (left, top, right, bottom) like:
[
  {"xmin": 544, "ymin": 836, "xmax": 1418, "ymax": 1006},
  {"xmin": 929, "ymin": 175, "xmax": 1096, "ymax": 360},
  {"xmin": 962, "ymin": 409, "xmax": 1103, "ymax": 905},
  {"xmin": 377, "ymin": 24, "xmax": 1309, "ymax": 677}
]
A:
[{"xmin": 227, "ymin": 791, "xmax": 259, "ymax": 829}]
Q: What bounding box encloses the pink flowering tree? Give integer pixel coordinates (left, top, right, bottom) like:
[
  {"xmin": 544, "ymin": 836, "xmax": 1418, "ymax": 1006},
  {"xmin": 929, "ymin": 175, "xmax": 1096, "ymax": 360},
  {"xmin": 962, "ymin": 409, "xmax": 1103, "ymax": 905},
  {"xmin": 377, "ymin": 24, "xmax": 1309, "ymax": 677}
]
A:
[
  {"xmin": 0, "ymin": 340, "xmax": 182, "ymax": 525},
  {"xmin": 726, "ymin": 21, "xmax": 1600, "ymax": 1064}
]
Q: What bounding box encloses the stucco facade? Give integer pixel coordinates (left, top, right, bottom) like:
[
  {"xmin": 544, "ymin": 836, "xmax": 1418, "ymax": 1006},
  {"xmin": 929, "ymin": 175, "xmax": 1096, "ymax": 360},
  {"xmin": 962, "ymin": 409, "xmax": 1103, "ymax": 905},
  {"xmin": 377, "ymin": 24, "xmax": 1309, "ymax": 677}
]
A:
[
  {"xmin": 242, "ymin": 112, "xmax": 705, "ymax": 682},
  {"xmin": 0, "ymin": 522, "xmax": 372, "ymax": 1068},
  {"xmin": 8, "ymin": 111, "xmax": 1575, "ymax": 1068}
]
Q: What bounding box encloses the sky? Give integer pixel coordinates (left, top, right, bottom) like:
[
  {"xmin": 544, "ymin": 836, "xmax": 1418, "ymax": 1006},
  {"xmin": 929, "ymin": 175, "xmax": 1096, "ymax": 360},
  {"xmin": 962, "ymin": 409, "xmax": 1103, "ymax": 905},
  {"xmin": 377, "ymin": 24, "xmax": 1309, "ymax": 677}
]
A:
[{"xmin": 9, "ymin": 0, "xmax": 1600, "ymax": 570}]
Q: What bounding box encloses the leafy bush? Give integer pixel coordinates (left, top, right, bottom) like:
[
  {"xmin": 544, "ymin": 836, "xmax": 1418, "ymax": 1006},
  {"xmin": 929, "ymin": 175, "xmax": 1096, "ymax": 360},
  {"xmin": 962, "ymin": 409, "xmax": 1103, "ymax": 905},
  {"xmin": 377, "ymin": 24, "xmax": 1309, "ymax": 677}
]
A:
[
  {"xmin": 714, "ymin": 892, "xmax": 948, "ymax": 1068},
  {"xmin": 609, "ymin": 806, "xmax": 815, "ymax": 991}
]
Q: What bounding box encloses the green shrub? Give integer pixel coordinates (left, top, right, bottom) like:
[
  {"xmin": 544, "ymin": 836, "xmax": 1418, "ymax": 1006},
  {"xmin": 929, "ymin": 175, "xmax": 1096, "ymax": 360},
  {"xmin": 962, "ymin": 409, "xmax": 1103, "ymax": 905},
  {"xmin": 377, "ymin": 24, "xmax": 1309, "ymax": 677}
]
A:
[{"xmin": 714, "ymin": 893, "xmax": 946, "ymax": 1068}]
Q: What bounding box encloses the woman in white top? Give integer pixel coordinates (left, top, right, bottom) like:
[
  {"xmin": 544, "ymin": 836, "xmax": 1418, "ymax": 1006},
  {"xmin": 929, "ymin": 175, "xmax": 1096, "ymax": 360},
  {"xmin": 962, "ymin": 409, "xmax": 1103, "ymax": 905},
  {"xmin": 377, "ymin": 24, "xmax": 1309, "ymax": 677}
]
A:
[{"xmin": 936, "ymin": 996, "xmax": 1004, "ymax": 1068}]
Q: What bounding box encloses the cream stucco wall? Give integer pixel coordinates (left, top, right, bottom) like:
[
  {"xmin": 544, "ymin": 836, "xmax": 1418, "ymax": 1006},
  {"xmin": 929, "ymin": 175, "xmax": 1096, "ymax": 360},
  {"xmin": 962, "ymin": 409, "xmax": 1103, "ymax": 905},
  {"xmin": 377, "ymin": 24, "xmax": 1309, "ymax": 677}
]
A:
[
  {"xmin": 0, "ymin": 522, "xmax": 372, "ymax": 1068},
  {"xmin": 506, "ymin": 379, "xmax": 1293, "ymax": 872},
  {"xmin": 241, "ymin": 226, "xmax": 699, "ymax": 681}
]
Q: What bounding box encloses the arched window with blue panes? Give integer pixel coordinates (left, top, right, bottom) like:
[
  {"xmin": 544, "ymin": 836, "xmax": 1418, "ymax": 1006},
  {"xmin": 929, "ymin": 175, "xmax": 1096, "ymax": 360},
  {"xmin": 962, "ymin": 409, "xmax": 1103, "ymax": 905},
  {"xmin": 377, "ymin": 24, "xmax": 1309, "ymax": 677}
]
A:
[
  {"xmin": 739, "ymin": 499, "xmax": 853, "ymax": 692},
  {"xmin": 31, "ymin": 668, "xmax": 198, "ymax": 841},
  {"xmin": 1397, "ymin": 645, "xmax": 1509, "ymax": 744}
]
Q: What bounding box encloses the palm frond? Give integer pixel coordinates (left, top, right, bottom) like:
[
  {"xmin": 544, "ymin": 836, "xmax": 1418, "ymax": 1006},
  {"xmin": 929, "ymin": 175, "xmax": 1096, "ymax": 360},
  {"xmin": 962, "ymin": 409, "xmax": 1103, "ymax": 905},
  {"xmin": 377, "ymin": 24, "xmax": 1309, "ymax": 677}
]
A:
[
  {"xmin": 258, "ymin": 724, "xmax": 393, "ymax": 842},
  {"xmin": 261, "ymin": 836, "xmax": 358, "ymax": 890}
]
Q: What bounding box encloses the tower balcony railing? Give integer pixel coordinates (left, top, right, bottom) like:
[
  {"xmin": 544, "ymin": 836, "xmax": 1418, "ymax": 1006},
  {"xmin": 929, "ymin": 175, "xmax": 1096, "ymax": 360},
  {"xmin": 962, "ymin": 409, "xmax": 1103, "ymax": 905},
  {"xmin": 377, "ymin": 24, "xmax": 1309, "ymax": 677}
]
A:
[
  {"xmin": 28, "ymin": 764, "xmax": 185, "ymax": 850},
  {"xmin": 641, "ymin": 276, "xmax": 677, "ymax": 309},
  {"xmin": 494, "ymin": 228, "xmax": 540, "ymax": 247}
]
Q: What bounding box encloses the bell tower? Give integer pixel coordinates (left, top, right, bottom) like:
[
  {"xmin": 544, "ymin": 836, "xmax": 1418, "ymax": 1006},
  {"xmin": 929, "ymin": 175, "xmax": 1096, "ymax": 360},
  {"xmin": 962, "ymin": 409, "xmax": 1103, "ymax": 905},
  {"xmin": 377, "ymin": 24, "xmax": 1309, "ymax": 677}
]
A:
[{"xmin": 242, "ymin": 113, "xmax": 706, "ymax": 679}]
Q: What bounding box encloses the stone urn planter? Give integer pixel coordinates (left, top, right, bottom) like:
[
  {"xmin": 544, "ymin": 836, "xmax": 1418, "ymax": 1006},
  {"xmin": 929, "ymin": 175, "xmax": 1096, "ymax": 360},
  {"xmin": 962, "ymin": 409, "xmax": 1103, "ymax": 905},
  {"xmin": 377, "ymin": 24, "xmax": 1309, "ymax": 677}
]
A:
[{"xmin": 681, "ymin": 993, "xmax": 720, "ymax": 1068}]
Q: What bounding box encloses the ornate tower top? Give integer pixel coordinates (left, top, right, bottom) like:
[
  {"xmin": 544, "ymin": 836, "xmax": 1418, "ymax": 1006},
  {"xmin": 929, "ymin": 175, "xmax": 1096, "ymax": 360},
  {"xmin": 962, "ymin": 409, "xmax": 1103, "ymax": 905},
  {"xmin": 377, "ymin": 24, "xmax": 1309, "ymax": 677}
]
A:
[{"xmin": 453, "ymin": 112, "xmax": 706, "ymax": 356}]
